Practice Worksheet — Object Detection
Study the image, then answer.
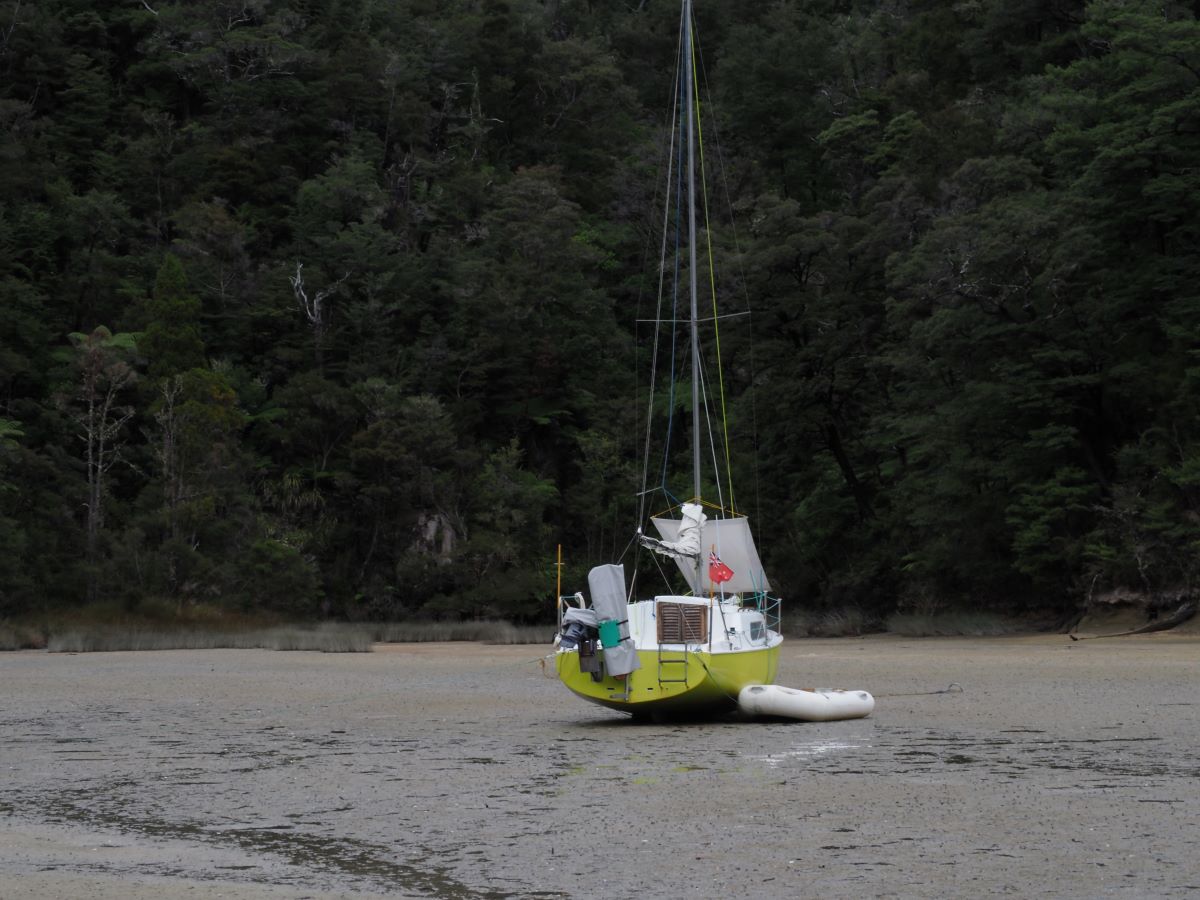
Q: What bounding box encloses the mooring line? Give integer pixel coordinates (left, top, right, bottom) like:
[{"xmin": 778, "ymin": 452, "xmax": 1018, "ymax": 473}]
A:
[{"xmin": 873, "ymin": 682, "xmax": 964, "ymax": 698}]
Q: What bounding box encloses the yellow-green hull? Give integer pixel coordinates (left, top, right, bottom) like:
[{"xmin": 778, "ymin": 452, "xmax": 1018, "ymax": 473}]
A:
[{"xmin": 555, "ymin": 643, "xmax": 781, "ymax": 716}]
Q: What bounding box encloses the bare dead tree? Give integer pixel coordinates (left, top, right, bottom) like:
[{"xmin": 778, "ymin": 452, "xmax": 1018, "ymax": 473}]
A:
[
  {"xmin": 289, "ymin": 262, "xmax": 348, "ymax": 368},
  {"xmin": 68, "ymin": 329, "xmax": 138, "ymax": 602}
]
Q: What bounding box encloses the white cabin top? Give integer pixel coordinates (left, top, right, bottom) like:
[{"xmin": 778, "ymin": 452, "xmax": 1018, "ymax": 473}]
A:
[{"xmin": 624, "ymin": 595, "xmax": 780, "ymax": 654}]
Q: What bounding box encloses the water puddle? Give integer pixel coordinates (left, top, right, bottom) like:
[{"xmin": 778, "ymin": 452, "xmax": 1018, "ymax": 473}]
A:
[{"xmin": 752, "ymin": 739, "xmax": 865, "ymax": 768}]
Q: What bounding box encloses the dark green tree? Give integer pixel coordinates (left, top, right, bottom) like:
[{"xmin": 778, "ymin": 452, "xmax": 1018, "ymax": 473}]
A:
[{"xmin": 142, "ymin": 254, "xmax": 206, "ymax": 378}]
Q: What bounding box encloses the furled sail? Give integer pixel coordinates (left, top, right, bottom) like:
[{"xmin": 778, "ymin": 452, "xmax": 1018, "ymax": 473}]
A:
[
  {"xmin": 649, "ymin": 513, "xmax": 772, "ymax": 595},
  {"xmin": 638, "ymin": 502, "xmax": 705, "ymax": 559},
  {"xmin": 587, "ymin": 564, "xmax": 640, "ymax": 676}
]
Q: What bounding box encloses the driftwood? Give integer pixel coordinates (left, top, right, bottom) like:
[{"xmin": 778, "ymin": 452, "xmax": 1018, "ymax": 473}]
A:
[{"xmin": 1068, "ymin": 601, "xmax": 1197, "ymax": 641}]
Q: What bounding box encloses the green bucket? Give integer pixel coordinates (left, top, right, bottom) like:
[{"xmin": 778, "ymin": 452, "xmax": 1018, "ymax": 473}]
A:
[{"xmin": 597, "ymin": 619, "xmax": 622, "ymax": 649}]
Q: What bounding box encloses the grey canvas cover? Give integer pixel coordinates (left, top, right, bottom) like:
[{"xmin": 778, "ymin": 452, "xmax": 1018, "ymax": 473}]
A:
[
  {"xmin": 587, "ymin": 564, "xmax": 641, "ymax": 676},
  {"xmin": 649, "ymin": 514, "xmax": 772, "ymax": 595},
  {"xmin": 561, "ymin": 607, "xmax": 598, "ymax": 628}
]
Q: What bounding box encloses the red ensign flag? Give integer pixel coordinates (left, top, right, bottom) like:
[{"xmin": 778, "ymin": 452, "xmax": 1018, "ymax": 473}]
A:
[{"xmin": 708, "ymin": 550, "xmax": 734, "ymax": 584}]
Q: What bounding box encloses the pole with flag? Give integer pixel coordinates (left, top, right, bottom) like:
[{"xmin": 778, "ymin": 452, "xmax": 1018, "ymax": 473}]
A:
[{"xmin": 708, "ymin": 548, "xmax": 734, "ymax": 586}]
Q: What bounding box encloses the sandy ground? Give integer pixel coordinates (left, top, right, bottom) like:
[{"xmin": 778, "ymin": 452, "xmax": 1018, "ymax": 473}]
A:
[{"xmin": 1, "ymin": 634, "xmax": 1197, "ymax": 899}]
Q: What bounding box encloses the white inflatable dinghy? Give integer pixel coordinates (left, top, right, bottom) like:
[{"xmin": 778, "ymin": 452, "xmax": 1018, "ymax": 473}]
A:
[{"xmin": 738, "ymin": 684, "xmax": 875, "ymax": 722}]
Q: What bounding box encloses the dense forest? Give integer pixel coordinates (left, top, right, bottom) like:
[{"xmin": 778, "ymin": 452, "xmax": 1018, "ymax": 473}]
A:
[{"xmin": 1, "ymin": 0, "xmax": 1198, "ymax": 626}]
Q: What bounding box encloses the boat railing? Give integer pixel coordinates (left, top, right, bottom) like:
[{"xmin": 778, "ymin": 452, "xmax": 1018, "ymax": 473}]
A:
[
  {"xmin": 742, "ymin": 591, "xmax": 782, "ymax": 636},
  {"xmin": 557, "ymin": 592, "xmax": 587, "ymax": 630}
]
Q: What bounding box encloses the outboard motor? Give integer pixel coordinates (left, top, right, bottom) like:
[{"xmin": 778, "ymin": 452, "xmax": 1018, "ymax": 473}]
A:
[
  {"xmin": 558, "ymin": 619, "xmax": 592, "ymax": 650},
  {"xmin": 557, "ymin": 604, "xmax": 599, "ymax": 650}
]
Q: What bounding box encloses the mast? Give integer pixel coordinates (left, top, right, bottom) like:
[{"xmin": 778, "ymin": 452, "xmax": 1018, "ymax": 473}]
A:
[
  {"xmin": 683, "ymin": 0, "xmax": 705, "ymax": 600},
  {"xmin": 684, "ymin": 0, "xmax": 701, "ymax": 503}
]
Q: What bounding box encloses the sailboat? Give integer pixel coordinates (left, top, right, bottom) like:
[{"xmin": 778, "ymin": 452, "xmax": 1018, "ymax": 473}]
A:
[{"xmin": 553, "ymin": 0, "xmax": 785, "ymax": 718}]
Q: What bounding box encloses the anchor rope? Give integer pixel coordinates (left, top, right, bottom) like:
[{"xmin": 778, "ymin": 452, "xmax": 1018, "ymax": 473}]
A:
[{"xmin": 873, "ymin": 682, "xmax": 964, "ymax": 698}]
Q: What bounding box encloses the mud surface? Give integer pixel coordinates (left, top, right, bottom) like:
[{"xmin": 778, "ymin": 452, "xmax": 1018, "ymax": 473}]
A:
[{"xmin": 2, "ymin": 635, "xmax": 1198, "ymax": 898}]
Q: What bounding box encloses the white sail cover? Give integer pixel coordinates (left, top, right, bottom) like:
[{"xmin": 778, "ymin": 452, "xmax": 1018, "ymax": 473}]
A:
[
  {"xmin": 587, "ymin": 564, "xmax": 641, "ymax": 676},
  {"xmin": 638, "ymin": 502, "xmax": 705, "ymax": 559},
  {"xmin": 649, "ymin": 514, "xmax": 772, "ymax": 595}
]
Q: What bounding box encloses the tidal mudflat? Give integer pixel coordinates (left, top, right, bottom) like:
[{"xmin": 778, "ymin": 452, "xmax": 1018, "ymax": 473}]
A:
[{"xmin": 2, "ymin": 635, "xmax": 1197, "ymax": 899}]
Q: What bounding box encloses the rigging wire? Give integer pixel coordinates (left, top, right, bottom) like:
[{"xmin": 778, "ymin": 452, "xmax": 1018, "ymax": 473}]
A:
[
  {"xmin": 693, "ymin": 26, "xmax": 764, "ymax": 525},
  {"xmin": 689, "ymin": 14, "xmax": 737, "ymax": 516},
  {"xmin": 638, "ymin": 11, "xmax": 685, "ymax": 537},
  {"xmin": 641, "ymin": 2, "xmax": 757, "ymax": 603},
  {"xmin": 696, "ymin": 349, "xmax": 726, "ymax": 515},
  {"xmin": 659, "ymin": 61, "xmax": 686, "ymax": 508}
]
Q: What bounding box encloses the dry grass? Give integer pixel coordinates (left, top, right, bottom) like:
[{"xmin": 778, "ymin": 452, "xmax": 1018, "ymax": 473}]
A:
[
  {"xmin": 0, "ymin": 622, "xmax": 47, "ymax": 651},
  {"xmin": 9, "ymin": 607, "xmax": 1031, "ymax": 652},
  {"xmin": 2, "ymin": 613, "xmax": 556, "ymax": 654},
  {"xmin": 368, "ymin": 620, "xmax": 555, "ymax": 645},
  {"xmin": 8, "ymin": 607, "xmax": 1032, "ymax": 651},
  {"xmin": 778, "ymin": 607, "xmax": 1031, "ymax": 639},
  {"xmin": 809, "ymin": 606, "xmax": 875, "ymax": 637},
  {"xmin": 46, "ymin": 622, "xmax": 375, "ymax": 653},
  {"xmin": 778, "ymin": 610, "xmax": 815, "ymax": 638},
  {"xmin": 885, "ymin": 611, "xmax": 1025, "ymax": 637}
]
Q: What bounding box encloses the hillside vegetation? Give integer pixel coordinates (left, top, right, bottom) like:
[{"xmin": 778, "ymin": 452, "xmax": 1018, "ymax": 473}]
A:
[{"xmin": 1, "ymin": 1, "xmax": 1197, "ymax": 624}]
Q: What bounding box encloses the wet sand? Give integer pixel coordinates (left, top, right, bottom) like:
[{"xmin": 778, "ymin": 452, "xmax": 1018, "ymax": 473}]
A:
[{"xmin": 2, "ymin": 635, "xmax": 1197, "ymax": 899}]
